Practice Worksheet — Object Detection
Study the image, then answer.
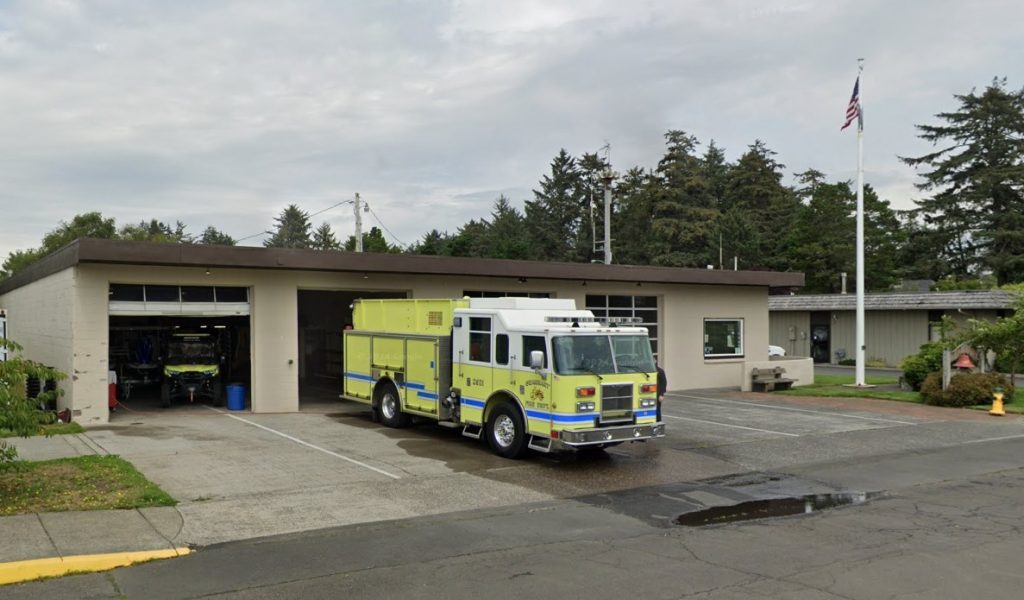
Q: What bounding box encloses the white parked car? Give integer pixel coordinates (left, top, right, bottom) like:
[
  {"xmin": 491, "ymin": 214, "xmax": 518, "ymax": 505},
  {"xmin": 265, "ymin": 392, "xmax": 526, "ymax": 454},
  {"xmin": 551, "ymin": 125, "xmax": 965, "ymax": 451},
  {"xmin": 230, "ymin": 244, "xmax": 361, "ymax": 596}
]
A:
[{"xmin": 768, "ymin": 345, "xmax": 786, "ymax": 357}]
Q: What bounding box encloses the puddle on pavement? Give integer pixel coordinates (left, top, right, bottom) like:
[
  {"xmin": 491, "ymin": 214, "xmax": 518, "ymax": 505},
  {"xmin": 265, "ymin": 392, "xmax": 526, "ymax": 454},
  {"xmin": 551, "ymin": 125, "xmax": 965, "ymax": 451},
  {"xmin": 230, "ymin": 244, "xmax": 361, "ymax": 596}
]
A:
[{"xmin": 675, "ymin": 491, "xmax": 881, "ymax": 526}]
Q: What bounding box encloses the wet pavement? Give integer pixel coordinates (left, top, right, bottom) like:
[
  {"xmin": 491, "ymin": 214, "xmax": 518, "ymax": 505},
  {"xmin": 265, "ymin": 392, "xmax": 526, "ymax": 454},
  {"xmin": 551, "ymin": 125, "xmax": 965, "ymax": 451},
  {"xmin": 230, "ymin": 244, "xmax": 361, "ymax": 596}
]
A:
[{"xmin": 12, "ymin": 386, "xmax": 1023, "ymax": 550}]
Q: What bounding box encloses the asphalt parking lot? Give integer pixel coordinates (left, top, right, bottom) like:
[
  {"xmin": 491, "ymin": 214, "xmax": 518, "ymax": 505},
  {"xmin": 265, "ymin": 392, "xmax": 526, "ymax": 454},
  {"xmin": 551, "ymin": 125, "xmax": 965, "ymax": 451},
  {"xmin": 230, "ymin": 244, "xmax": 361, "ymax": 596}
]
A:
[{"xmin": 84, "ymin": 388, "xmax": 1020, "ymax": 547}]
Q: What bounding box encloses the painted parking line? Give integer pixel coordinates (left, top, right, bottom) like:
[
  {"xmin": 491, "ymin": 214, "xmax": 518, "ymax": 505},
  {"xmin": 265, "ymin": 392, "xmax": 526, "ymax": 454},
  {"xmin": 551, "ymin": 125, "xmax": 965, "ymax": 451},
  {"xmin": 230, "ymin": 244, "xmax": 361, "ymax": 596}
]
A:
[
  {"xmin": 662, "ymin": 413, "xmax": 800, "ymax": 437},
  {"xmin": 963, "ymin": 433, "xmax": 1024, "ymax": 445},
  {"xmin": 671, "ymin": 393, "xmax": 918, "ymax": 426},
  {"xmin": 204, "ymin": 407, "xmax": 401, "ymax": 480}
]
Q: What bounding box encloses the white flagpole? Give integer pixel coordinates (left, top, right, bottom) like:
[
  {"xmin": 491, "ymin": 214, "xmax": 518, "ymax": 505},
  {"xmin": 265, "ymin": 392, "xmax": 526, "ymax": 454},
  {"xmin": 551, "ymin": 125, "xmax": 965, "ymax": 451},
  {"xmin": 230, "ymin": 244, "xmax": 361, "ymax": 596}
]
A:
[{"xmin": 855, "ymin": 58, "xmax": 866, "ymax": 387}]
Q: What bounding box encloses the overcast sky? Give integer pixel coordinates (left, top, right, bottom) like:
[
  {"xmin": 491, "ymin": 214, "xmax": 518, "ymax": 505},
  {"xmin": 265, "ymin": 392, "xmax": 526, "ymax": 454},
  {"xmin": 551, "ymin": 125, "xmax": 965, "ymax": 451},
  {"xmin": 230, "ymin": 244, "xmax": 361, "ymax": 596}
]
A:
[{"xmin": 1, "ymin": 0, "xmax": 1021, "ymax": 259}]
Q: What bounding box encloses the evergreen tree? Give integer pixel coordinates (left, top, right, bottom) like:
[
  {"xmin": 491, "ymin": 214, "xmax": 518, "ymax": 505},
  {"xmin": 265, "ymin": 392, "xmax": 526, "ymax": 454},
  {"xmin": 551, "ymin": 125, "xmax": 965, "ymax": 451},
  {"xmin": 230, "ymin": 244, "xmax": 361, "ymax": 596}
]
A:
[
  {"xmin": 700, "ymin": 140, "xmax": 730, "ymax": 209},
  {"xmin": 784, "ymin": 181, "xmax": 855, "ymax": 292},
  {"xmin": 717, "ymin": 207, "xmax": 760, "ymax": 271},
  {"xmin": 198, "ymin": 226, "xmax": 236, "ymax": 246},
  {"xmin": 901, "ymin": 78, "xmax": 1024, "ymax": 284},
  {"xmin": 576, "ymin": 152, "xmax": 612, "ymax": 263},
  {"xmin": 724, "ymin": 141, "xmax": 798, "ymax": 269},
  {"xmin": 264, "ymin": 204, "xmax": 313, "ymax": 249},
  {"xmin": 344, "ymin": 226, "xmax": 393, "ymax": 253},
  {"xmin": 447, "ymin": 220, "xmax": 489, "ymax": 257},
  {"xmin": 408, "ymin": 229, "xmax": 453, "ymax": 255},
  {"xmin": 650, "ymin": 130, "xmax": 718, "ymax": 267},
  {"xmin": 524, "ymin": 150, "xmax": 583, "ymax": 261},
  {"xmin": 480, "ymin": 196, "xmax": 532, "ymax": 259},
  {"xmin": 311, "ymin": 223, "xmax": 341, "ymax": 251},
  {"xmin": 863, "ymin": 185, "xmax": 903, "ymax": 291},
  {"xmin": 119, "ymin": 219, "xmax": 190, "ymax": 243},
  {"xmin": 613, "ymin": 167, "xmax": 659, "ymax": 265}
]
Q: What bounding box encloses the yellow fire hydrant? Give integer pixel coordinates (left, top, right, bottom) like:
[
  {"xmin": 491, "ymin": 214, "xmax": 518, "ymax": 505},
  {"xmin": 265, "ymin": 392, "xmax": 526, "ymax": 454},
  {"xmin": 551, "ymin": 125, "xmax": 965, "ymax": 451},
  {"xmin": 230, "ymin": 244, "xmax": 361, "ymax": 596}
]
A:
[{"xmin": 990, "ymin": 387, "xmax": 1006, "ymax": 417}]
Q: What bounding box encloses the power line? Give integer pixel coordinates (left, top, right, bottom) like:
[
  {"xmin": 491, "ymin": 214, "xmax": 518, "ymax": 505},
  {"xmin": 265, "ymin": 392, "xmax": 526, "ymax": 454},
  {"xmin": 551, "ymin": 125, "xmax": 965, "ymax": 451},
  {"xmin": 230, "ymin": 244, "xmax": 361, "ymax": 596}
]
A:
[{"xmin": 365, "ymin": 204, "xmax": 407, "ymax": 249}]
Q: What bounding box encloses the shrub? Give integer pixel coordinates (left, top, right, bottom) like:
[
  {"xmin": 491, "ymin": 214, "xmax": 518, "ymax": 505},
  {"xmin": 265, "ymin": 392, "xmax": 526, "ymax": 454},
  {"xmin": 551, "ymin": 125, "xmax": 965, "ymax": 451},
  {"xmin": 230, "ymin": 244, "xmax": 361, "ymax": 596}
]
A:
[
  {"xmin": 920, "ymin": 372, "xmax": 1013, "ymax": 407},
  {"xmin": 0, "ymin": 339, "xmax": 66, "ymax": 465},
  {"xmin": 901, "ymin": 342, "xmax": 945, "ymax": 391},
  {"xmin": 920, "ymin": 372, "xmax": 944, "ymax": 405},
  {"xmin": 866, "ymin": 357, "xmax": 888, "ymax": 368},
  {"xmin": 838, "ymin": 358, "xmax": 855, "ymax": 366}
]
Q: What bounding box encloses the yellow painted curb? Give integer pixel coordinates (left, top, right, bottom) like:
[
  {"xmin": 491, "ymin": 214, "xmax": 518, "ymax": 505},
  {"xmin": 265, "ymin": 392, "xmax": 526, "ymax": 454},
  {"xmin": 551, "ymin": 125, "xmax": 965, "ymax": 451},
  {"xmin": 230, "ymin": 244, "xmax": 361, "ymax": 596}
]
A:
[{"xmin": 0, "ymin": 547, "xmax": 191, "ymax": 585}]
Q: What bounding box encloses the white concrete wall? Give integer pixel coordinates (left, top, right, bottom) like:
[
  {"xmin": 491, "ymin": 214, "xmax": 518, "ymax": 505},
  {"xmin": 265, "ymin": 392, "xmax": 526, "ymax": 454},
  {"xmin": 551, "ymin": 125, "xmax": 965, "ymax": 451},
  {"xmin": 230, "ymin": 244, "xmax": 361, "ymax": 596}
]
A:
[
  {"xmin": 0, "ymin": 269, "xmax": 77, "ymax": 414},
  {"xmin": 741, "ymin": 357, "xmax": 814, "ymax": 391},
  {"xmin": 660, "ymin": 285, "xmax": 769, "ymax": 390}
]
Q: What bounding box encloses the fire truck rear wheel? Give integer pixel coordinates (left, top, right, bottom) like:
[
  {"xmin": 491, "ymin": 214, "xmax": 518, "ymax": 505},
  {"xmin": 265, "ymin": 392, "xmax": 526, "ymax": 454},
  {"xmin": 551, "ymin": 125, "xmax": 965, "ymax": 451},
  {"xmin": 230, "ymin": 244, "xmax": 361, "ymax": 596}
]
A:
[
  {"xmin": 486, "ymin": 402, "xmax": 527, "ymax": 459},
  {"xmin": 378, "ymin": 384, "xmax": 411, "ymax": 428}
]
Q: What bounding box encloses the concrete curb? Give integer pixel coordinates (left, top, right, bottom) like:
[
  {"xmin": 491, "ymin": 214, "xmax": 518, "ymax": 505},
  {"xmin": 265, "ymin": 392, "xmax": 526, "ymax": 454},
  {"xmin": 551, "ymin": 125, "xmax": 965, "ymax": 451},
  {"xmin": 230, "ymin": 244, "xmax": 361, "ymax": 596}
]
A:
[{"xmin": 0, "ymin": 547, "xmax": 191, "ymax": 586}]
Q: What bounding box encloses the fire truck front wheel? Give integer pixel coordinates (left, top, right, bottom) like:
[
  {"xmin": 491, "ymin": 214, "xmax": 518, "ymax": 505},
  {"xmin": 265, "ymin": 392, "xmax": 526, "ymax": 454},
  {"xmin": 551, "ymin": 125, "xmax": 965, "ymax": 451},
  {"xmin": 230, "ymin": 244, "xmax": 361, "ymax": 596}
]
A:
[
  {"xmin": 377, "ymin": 383, "xmax": 411, "ymax": 428},
  {"xmin": 486, "ymin": 402, "xmax": 528, "ymax": 459}
]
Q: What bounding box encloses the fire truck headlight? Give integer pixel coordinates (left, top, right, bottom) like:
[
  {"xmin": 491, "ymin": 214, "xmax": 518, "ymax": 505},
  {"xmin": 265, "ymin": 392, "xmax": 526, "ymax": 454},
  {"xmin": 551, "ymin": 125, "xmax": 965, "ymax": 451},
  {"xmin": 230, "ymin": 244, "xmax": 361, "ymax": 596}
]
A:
[
  {"xmin": 576, "ymin": 401, "xmax": 595, "ymax": 412},
  {"xmin": 640, "ymin": 399, "xmax": 656, "ymax": 408}
]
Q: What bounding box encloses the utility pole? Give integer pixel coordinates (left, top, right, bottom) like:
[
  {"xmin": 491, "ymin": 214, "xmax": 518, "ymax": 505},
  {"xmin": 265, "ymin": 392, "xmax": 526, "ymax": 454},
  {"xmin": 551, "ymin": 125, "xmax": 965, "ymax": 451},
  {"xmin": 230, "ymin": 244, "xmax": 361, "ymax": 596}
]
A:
[
  {"xmin": 600, "ymin": 142, "xmax": 613, "ymax": 265},
  {"xmin": 353, "ymin": 193, "xmax": 363, "ymax": 253},
  {"xmin": 602, "ymin": 169, "xmax": 613, "ymax": 265}
]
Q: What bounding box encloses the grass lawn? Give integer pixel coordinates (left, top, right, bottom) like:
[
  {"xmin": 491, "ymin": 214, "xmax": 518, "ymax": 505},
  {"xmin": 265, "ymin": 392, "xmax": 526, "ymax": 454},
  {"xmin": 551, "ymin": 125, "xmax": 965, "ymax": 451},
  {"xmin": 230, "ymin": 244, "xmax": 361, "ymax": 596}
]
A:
[
  {"xmin": 780, "ymin": 374, "xmax": 923, "ymax": 403},
  {"xmin": 0, "ymin": 422, "xmax": 85, "ymax": 438},
  {"xmin": 0, "ymin": 455, "xmax": 176, "ymax": 516}
]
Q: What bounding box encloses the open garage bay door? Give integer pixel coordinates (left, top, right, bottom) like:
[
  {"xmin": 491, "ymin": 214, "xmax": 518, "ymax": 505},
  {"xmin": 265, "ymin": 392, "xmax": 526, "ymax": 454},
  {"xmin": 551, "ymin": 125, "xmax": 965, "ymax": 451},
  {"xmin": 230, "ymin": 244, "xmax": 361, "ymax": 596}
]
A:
[
  {"xmin": 108, "ymin": 284, "xmax": 251, "ymax": 412},
  {"xmin": 297, "ymin": 290, "xmax": 405, "ymax": 406}
]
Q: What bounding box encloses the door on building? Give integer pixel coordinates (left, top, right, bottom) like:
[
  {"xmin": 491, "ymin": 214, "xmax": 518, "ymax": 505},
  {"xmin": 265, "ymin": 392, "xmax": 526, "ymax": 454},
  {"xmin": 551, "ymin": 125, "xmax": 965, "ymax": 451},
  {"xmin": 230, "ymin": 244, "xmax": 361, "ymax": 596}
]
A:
[{"xmin": 810, "ymin": 311, "xmax": 831, "ymax": 364}]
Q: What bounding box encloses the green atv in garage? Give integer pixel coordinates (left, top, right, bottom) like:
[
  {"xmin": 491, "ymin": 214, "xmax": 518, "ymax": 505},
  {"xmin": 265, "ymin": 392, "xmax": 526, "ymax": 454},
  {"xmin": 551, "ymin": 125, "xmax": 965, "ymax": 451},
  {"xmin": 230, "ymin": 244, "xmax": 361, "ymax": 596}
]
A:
[{"xmin": 160, "ymin": 333, "xmax": 223, "ymax": 407}]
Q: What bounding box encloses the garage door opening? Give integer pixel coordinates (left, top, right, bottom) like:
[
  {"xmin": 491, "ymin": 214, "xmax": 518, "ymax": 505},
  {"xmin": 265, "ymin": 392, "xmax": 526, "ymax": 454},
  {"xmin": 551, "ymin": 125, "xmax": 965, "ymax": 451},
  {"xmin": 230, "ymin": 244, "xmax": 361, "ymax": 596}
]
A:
[
  {"xmin": 297, "ymin": 289, "xmax": 404, "ymax": 408},
  {"xmin": 108, "ymin": 315, "xmax": 251, "ymax": 415},
  {"xmin": 107, "ymin": 283, "xmax": 252, "ymax": 416}
]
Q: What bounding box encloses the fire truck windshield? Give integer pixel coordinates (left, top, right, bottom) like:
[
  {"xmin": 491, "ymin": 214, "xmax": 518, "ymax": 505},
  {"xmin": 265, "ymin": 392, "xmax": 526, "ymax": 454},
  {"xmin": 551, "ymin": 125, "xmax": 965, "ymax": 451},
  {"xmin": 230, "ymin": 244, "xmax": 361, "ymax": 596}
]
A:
[{"xmin": 552, "ymin": 335, "xmax": 655, "ymax": 376}]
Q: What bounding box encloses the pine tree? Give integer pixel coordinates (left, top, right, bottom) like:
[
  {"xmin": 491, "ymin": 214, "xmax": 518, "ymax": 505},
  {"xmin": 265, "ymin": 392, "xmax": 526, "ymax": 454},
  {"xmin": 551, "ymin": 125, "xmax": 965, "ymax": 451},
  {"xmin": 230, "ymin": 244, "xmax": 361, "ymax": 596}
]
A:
[
  {"xmin": 901, "ymin": 78, "xmax": 1024, "ymax": 284},
  {"xmin": 264, "ymin": 205, "xmax": 313, "ymax": 249},
  {"xmin": 650, "ymin": 130, "xmax": 718, "ymax": 267},
  {"xmin": 198, "ymin": 227, "xmax": 236, "ymax": 246},
  {"xmin": 311, "ymin": 223, "xmax": 341, "ymax": 251},
  {"xmin": 525, "ymin": 150, "xmax": 584, "ymax": 261},
  {"xmin": 613, "ymin": 167, "xmax": 659, "ymax": 265},
  {"xmin": 481, "ymin": 196, "xmax": 531, "ymax": 259},
  {"xmin": 724, "ymin": 141, "xmax": 798, "ymax": 269},
  {"xmin": 408, "ymin": 230, "xmax": 453, "ymax": 255},
  {"xmin": 343, "ymin": 226, "xmax": 393, "ymax": 253},
  {"xmin": 784, "ymin": 181, "xmax": 855, "ymax": 292}
]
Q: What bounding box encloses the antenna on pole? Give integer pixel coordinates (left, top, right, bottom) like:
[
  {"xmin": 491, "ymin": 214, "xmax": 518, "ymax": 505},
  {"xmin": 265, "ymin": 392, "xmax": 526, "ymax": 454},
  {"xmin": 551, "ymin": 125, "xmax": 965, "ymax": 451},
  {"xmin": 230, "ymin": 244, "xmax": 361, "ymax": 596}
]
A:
[
  {"xmin": 353, "ymin": 193, "xmax": 364, "ymax": 253},
  {"xmin": 600, "ymin": 141, "xmax": 613, "ymax": 265}
]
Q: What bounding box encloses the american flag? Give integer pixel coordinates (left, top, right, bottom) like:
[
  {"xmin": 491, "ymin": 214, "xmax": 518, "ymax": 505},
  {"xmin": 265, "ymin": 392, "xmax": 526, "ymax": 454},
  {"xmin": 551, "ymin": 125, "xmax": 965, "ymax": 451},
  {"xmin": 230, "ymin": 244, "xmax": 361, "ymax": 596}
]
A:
[{"xmin": 841, "ymin": 76, "xmax": 861, "ymax": 131}]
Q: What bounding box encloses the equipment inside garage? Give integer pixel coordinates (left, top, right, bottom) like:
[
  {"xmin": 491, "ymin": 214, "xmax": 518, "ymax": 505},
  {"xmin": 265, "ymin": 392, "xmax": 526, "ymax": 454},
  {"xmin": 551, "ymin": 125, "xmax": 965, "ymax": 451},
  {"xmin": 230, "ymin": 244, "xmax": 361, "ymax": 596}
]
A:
[
  {"xmin": 297, "ymin": 289, "xmax": 404, "ymax": 405},
  {"xmin": 108, "ymin": 284, "xmax": 251, "ymax": 411}
]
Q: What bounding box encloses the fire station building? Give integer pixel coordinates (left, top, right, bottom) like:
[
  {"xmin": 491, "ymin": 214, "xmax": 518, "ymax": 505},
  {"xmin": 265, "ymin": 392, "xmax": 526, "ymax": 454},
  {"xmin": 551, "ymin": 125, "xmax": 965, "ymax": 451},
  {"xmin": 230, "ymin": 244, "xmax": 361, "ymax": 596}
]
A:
[{"xmin": 0, "ymin": 238, "xmax": 806, "ymax": 424}]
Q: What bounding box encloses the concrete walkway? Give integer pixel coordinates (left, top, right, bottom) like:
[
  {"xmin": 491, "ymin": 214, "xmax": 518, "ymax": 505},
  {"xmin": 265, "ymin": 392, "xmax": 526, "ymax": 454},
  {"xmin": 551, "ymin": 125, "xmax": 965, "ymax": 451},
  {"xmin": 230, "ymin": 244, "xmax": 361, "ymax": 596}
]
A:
[{"xmin": 0, "ymin": 434, "xmax": 191, "ymax": 584}]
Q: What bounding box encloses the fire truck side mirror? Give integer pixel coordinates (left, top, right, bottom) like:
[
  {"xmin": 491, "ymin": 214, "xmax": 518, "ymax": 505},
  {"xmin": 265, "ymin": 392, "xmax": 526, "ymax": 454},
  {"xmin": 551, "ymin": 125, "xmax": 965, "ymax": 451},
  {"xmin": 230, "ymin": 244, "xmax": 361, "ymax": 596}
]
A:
[{"xmin": 529, "ymin": 350, "xmax": 545, "ymax": 370}]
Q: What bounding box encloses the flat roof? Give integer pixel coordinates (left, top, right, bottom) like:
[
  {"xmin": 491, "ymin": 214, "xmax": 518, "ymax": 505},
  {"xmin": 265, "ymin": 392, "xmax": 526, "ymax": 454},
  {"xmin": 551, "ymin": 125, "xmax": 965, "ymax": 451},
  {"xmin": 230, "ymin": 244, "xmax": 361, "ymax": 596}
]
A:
[
  {"xmin": 769, "ymin": 291, "xmax": 1015, "ymax": 312},
  {"xmin": 0, "ymin": 238, "xmax": 804, "ymax": 294}
]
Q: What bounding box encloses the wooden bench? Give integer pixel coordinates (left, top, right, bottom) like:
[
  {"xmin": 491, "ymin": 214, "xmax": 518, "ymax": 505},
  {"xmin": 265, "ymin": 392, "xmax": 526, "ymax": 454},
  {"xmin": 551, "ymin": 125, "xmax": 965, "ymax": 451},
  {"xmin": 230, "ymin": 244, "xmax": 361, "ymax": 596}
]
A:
[{"xmin": 751, "ymin": 366, "xmax": 795, "ymax": 392}]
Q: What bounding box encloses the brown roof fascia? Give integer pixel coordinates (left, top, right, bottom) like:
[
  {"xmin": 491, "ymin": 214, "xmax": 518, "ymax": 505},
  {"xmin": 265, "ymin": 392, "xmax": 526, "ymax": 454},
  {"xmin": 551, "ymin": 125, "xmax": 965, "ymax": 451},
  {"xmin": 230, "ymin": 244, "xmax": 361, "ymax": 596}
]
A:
[{"xmin": 1, "ymin": 238, "xmax": 804, "ymax": 293}]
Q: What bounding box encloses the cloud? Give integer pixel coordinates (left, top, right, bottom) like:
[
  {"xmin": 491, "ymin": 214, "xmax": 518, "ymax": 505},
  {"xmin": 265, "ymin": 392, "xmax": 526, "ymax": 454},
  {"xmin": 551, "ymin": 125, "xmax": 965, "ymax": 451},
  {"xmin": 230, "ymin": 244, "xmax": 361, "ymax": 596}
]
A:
[{"xmin": 1, "ymin": 0, "xmax": 1021, "ymax": 258}]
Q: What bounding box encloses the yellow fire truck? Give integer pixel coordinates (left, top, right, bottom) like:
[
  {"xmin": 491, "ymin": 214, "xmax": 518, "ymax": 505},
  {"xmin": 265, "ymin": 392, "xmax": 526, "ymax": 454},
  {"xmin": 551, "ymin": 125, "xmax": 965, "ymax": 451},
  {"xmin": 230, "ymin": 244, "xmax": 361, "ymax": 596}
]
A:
[{"xmin": 342, "ymin": 297, "xmax": 665, "ymax": 458}]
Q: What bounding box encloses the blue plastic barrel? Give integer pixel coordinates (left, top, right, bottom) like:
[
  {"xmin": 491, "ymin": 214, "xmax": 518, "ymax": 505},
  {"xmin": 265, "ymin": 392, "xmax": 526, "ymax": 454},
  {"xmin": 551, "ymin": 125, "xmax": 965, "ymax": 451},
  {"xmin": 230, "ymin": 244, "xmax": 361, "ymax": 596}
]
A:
[{"xmin": 226, "ymin": 384, "xmax": 245, "ymax": 411}]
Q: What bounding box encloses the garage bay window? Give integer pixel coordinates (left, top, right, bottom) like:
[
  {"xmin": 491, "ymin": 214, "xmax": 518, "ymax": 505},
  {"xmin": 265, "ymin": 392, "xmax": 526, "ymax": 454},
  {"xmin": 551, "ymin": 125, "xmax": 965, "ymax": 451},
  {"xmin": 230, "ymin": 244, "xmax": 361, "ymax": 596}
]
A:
[{"xmin": 704, "ymin": 318, "xmax": 743, "ymax": 359}]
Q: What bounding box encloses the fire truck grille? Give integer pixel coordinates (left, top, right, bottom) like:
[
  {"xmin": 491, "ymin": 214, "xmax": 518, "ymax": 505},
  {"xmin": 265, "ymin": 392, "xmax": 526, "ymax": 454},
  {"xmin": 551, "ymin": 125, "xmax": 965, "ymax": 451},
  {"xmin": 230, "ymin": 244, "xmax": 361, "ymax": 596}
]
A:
[{"xmin": 600, "ymin": 383, "xmax": 633, "ymax": 419}]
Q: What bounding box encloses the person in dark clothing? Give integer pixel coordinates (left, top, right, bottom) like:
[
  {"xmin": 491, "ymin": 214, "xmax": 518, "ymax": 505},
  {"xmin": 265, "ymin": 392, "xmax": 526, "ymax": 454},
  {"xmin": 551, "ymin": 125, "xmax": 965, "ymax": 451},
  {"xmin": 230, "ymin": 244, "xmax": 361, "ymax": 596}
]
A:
[{"xmin": 656, "ymin": 363, "xmax": 667, "ymax": 422}]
